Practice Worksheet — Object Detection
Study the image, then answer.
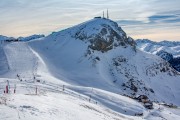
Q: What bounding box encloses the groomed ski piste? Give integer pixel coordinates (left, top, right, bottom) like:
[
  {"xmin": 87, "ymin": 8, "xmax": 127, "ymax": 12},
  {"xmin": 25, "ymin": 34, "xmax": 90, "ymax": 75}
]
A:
[{"xmin": 0, "ymin": 18, "xmax": 180, "ymax": 120}]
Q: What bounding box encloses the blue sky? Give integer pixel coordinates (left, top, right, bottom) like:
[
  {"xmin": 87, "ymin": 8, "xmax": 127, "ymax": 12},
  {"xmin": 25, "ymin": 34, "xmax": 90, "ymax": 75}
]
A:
[{"xmin": 0, "ymin": 0, "xmax": 180, "ymax": 41}]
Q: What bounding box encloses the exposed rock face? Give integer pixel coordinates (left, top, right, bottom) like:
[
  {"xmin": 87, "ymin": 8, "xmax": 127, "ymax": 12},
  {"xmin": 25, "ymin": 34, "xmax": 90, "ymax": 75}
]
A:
[
  {"xmin": 72, "ymin": 18, "xmax": 136, "ymax": 52},
  {"xmin": 127, "ymin": 37, "xmax": 136, "ymax": 47},
  {"xmin": 146, "ymin": 61, "xmax": 179, "ymax": 76},
  {"xmin": 171, "ymin": 57, "xmax": 180, "ymax": 72},
  {"xmin": 156, "ymin": 50, "xmax": 173, "ymax": 62}
]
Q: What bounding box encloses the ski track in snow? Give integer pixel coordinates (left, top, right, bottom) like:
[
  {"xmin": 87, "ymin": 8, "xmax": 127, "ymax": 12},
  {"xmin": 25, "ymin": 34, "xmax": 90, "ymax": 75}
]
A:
[{"xmin": 3, "ymin": 42, "xmax": 37, "ymax": 79}]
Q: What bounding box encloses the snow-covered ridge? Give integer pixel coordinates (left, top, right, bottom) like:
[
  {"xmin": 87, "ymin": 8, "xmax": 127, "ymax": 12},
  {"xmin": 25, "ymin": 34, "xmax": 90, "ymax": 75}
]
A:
[
  {"xmin": 18, "ymin": 34, "xmax": 45, "ymax": 41},
  {"xmin": 48, "ymin": 18, "xmax": 136, "ymax": 53},
  {"xmin": 136, "ymin": 39, "xmax": 180, "ymax": 72},
  {"xmin": 136, "ymin": 39, "xmax": 180, "ymax": 47},
  {"xmin": 156, "ymin": 50, "xmax": 173, "ymax": 62},
  {"xmin": 0, "ymin": 35, "xmax": 16, "ymax": 41},
  {"xmin": 136, "ymin": 39, "xmax": 180, "ymax": 57},
  {"xmin": 0, "ymin": 34, "xmax": 45, "ymax": 42}
]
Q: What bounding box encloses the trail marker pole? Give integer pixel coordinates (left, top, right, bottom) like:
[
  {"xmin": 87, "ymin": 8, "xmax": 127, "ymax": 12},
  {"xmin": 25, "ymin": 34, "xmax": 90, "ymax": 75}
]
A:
[
  {"xmin": 62, "ymin": 85, "xmax": 65, "ymax": 91},
  {"xmin": 14, "ymin": 84, "xmax": 16, "ymax": 93},
  {"xmin": 36, "ymin": 86, "xmax": 37, "ymax": 95}
]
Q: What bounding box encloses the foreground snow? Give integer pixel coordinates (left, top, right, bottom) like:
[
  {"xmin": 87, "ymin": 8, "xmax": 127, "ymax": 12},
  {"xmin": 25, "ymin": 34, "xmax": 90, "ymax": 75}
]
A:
[
  {"xmin": 1, "ymin": 79, "xmax": 180, "ymax": 120},
  {"xmin": 0, "ymin": 79, "xmax": 138, "ymax": 120},
  {"xmin": 0, "ymin": 91, "xmax": 125, "ymax": 120}
]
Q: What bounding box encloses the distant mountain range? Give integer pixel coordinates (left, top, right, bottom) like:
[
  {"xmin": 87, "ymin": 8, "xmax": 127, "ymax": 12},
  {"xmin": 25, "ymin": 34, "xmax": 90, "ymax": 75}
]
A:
[
  {"xmin": 136, "ymin": 39, "xmax": 180, "ymax": 57},
  {"xmin": 0, "ymin": 35, "xmax": 15, "ymax": 41},
  {"xmin": 0, "ymin": 34, "xmax": 45, "ymax": 42},
  {"xmin": 136, "ymin": 39, "xmax": 180, "ymax": 72}
]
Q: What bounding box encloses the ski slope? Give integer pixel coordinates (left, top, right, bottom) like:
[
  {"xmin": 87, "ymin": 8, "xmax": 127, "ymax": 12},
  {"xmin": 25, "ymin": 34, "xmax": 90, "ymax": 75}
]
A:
[
  {"xmin": 3, "ymin": 42, "xmax": 37, "ymax": 79},
  {"xmin": 0, "ymin": 79, "xmax": 131, "ymax": 120},
  {"xmin": 0, "ymin": 43, "xmax": 9, "ymax": 75},
  {"xmin": 1, "ymin": 41, "xmax": 65, "ymax": 84},
  {"xmin": 1, "ymin": 79, "xmax": 180, "ymax": 120}
]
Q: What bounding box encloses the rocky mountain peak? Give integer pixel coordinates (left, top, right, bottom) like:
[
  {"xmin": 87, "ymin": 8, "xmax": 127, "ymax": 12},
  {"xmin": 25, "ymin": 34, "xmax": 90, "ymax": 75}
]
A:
[{"xmin": 53, "ymin": 18, "xmax": 136, "ymax": 52}]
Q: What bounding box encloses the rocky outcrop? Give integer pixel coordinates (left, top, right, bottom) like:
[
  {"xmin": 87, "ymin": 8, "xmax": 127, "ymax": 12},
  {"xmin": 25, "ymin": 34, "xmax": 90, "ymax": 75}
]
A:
[
  {"xmin": 73, "ymin": 18, "xmax": 136, "ymax": 52},
  {"xmin": 156, "ymin": 50, "xmax": 180, "ymax": 72},
  {"xmin": 156, "ymin": 50, "xmax": 173, "ymax": 62},
  {"xmin": 170, "ymin": 57, "xmax": 180, "ymax": 72}
]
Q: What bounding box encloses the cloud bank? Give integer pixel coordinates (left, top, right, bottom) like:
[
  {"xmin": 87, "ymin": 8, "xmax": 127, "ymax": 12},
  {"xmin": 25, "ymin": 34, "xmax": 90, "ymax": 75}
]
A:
[{"xmin": 0, "ymin": 0, "xmax": 179, "ymax": 41}]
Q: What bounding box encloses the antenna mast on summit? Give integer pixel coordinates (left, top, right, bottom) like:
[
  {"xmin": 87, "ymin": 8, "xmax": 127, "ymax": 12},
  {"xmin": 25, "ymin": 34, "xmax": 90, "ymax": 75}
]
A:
[
  {"xmin": 103, "ymin": 11, "xmax": 105, "ymax": 18},
  {"xmin": 107, "ymin": 9, "xmax": 109, "ymax": 19}
]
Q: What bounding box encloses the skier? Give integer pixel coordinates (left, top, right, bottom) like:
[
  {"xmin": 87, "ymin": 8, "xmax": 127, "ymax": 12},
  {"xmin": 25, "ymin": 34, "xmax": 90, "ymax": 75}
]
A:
[
  {"xmin": 6, "ymin": 85, "xmax": 8, "ymax": 93},
  {"xmin": 6, "ymin": 80, "xmax": 10, "ymax": 93}
]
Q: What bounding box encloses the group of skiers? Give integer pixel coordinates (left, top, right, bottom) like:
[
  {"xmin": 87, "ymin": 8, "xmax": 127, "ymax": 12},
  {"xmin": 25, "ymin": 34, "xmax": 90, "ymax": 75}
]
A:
[
  {"xmin": 3, "ymin": 74, "xmax": 65, "ymax": 95},
  {"xmin": 3, "ymin": 74, "xmax": 21, "ymax": 94},
  {"xmin": 4, "ymin": 80, "xmax": 16, "ymax": 94}
]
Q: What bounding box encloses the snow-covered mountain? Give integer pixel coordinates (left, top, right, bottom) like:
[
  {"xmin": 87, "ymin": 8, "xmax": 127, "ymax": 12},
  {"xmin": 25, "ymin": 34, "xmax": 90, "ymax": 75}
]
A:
[
  {"xmin": 0, "ymin": 34, "xmax": 45, "ymax": 42},
  {"xmin": 0, "ymin": 18, "xmax": 180, "ymax": 120},
  {"xmin": 156, "ymin": 50, "xmax": 174, "ymax": 62},
  {"xmin": 155, "ymin": 50, "xmax": 180, "ymax": 72},
  {"xmin": 29, "ymin": 18, "xmax": 180, "ymax": 104},
  {"xmin": 171, "ymin": 57, "xmax": 180, "ymax": 72},
  {"xmin": 136, "ymin": 39, "xmax": 180, "ymax": 72},
  {"xmin": 0, "ymin": 35, "xmax": 16, "ymax": 41},
  {"xmin": 18, "ymin": 34, "xmax": 45, "ymax": 41},
  {"xmin": 136, "ymin": 39, "xmax": 180, "ymax": 57}
]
